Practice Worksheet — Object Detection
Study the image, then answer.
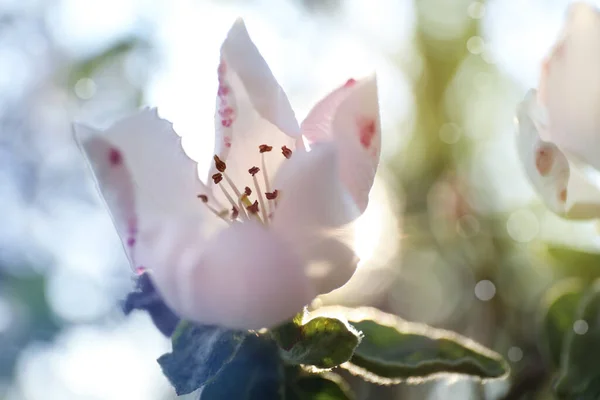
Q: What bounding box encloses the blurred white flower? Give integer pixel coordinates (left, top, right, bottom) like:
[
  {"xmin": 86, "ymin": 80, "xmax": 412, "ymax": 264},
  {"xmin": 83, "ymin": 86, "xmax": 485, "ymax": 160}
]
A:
[
  {"xmin": 74, "ymin": 19, "xmax": 382, "ymax": 330},
  {"xmin": 515, "ymin": 2, "xmax": 600, "ymax": 219}
]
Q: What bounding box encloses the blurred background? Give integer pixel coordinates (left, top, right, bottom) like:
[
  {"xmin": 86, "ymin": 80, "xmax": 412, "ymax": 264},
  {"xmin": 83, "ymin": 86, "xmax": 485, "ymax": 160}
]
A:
[{"xmin": 1, "ymin": 0, "xmax": 598, "ymax": 398}]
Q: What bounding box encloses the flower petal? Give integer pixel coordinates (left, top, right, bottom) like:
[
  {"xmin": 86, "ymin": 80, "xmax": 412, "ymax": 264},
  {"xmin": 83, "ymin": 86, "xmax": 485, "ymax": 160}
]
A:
[
  {"xmin": 300, "ymin": 76, "xmax": 381, "ymax": 212},
  {"xmin": 74, "ymin": 108, "xmax": 223, "ymax": 271},
  {"xmin": 210, "ymin": 19, "xmax": 299, "ymax": 201},
  {"xmin": 539, "ymin": 2, "xmax": 600, "ymax": 171},
  {"xmin": 150, "ymin": 220, "xmax": 314, "ymax": 330},
  {"xmin": 516, "ymin": 90, "xmax": 600, "ymax": 218},
  {"xmin": 271, "ymin": 143, "xmax": 360, "ymax": 295}
]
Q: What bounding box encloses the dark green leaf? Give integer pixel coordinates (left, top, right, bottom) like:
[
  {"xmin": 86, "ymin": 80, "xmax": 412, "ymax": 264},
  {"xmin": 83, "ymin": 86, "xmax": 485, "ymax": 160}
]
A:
[
  {"xmin": 271, "ymin": 311, "xmax": 306, "ymax": 351},
  {"xmin": 278, "ymin": 317, "xmax": 361, "ymax": 369},
  {"xmin": 200, "ymin": 334, "xmax": 283, "ymax": 400},
  {"xmin": 311, "ymin": 306, "xmax": 509, "ymax": 383},
  {"xmin": 555, "ymin": 281, "xmax": 600, "ymax": 398},
  {"xmin": 540, "ymin": 278, "xmax": 586, "ymax": 366},
  {"xmin": 285, "ymin": 373, "xmax": 354, "ymax": 400},
  {"xmin": 157, "ymin": 324, "xmax": 246, "ymax": 395}
]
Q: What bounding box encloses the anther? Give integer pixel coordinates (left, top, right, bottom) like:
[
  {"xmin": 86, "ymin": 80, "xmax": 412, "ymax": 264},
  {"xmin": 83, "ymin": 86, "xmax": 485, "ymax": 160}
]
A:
[
  {"xmin": 214, "ymin": 155, "xmax": 227, "ymax": 172},
  {"xmin": 249, "ymin": 166, "xmax": 260, "ymax": 176},
  {"xmin": 246, "ymin": 201, "xmax": 260, "ymax": 214},
  {"xmin": 231, "ymin": 207, "xmax": 239, "ymax": 220},
  {"xmin": 244, "ymin": 186, "xmax": 252, "ymax": 196},
  {"xmin": 281, "ymin": 146, "xmax": 292, "ymax": 159},
  {"xmin": 265, "ymin": 190, "xmax": 279, "ymax": 200},
  {"xmin": 212, "ymin": 173, "xmax": 223, "ymax": 184},
  {"xmin": 259, "ymin": 144, "xmax": 273, "ymax": 153},
  {"xmin": 197, "ymin": 194, "xmax": 209, "ymax": 203}
]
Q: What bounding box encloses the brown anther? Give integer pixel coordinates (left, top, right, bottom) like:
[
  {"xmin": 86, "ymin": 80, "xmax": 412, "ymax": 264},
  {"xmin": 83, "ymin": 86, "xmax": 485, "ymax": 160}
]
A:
[
  {"xmin": 231, "ymin": 207, "xmax": 239, "ymax": 219},
  {"xmin": 244, "ymin": 186, "xmax": 252, "ymax": 196},
  {"xmin": 246, "ymin": 200, "xmax": 260, "ymax": 214},
  {"xmin": 281, "ymin": 146, "xmax": 292, "ymax": 159},
  {"xmin": 259, "ymin": 144, "xmax": 273, "ymax": 153},
  {"xmin": 265, "ymin": 190, "xmax": 279, "ymax": 200},
  {"xmin": 212, "ymin": 173, "xmax": 223, "ymax": 184},
  {"xmin": 197, "ymin": 194, "xmax": 209, "ymax": 203},
  {"xmin": 214, "ymin": 155, "xmax": 227, "ymax": 172},
  {"xmin": 248, "ymin": 166, "xmax": 260, "ymax": 176}
]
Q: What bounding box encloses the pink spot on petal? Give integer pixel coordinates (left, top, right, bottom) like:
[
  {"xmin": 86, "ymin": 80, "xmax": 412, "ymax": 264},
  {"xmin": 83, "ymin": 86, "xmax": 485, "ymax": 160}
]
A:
[
  {"xmin": 218, "ymin": 84, "xmax": 230, "ymax": 97},
  {"xmin": 219, "ymin": 106, "xmax": 234, "ymax": 117},
  {"xmin": 535, "ymin": 146, "xmax": 554, "ymax": 176},
  {"xmin": 222, "ymin": 119, "xmax": 233, "ymax": 128},
  {"xmin": 224, "ymin": 136, "xmax": 232, "ymax": 148},
  {"xmin": 217, "ymin": 60, "xmax": 227, "ymax": 77},
  {"xmin": 127, "ymin": 237, "xmax": 136, "ymax": 247},
  {"xmin": 108, "ymin": 148, "xmax": 122, "ymax": 166},
  {"xmin": 345, "ymin": 78, "xmax": 357, "ymax": 87},
  {"xmin": 359, "ymin": 118, "xmax": 377, "ymax": 148},
  {"xmin": 135, "ymin": 266, "xmax": 146, "ymax": 275}
]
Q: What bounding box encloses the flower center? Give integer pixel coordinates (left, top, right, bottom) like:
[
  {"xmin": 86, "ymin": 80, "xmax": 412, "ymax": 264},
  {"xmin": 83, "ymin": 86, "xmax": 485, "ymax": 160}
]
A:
[{"xmin": 198, "ymin": 144, "xmax": 293, "ymax": 225}]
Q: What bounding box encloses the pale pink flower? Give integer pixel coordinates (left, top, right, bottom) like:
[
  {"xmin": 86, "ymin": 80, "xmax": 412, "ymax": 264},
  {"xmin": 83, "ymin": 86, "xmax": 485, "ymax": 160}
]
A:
[
  {"xmin": 516, "ymin": 2, "xmax": 600, "ymax": 218},
  {"xmin": 74, "ymin": 19, "xmax": 381, "ymax": 329}
]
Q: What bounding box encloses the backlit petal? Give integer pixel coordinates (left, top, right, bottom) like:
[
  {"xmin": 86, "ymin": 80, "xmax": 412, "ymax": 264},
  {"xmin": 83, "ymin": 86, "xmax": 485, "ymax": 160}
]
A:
[
  {"xmin": 539, "ymin": 2, "xmax": 600, "ymax": 171},
  {"xmin": 210, "ymin": 19, "xmax": 298, "ymax": 201},
  {"xmin": 301, "ymin": 76, "xmax": 380, "ymax": 212},
  {"xmin": 516, "ymin": 90, "xmax": 600, "ymax": 218},
  {"xmin": 151, "ymin": 221, "xmax": 314, "ymax": 330},
  {"xmin": 74, "ymin": 109, "xmax": 223, "ymax": 272},
  {"xmin": 272, "ymin": 143, "xmax": 360, "ymax": 294}
]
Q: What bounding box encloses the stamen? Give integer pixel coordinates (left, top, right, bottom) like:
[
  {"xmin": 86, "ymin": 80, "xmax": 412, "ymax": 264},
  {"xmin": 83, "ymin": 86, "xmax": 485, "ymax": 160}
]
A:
[
  {"xmin": 246, "ymin": 200, "xmax": 260, "ymax": 214},
  {"xmin": 241, "ymin": 194, "xmax": 253, "ymax": 208},
  {"xmin": 197, "ymin": 194, "xmax": 231, "ymax": 224},
  {"xmin": 231, "ymin": 207, "xmax": 239, "ymax": 220},
  {"xmin": 260, "ymin": 152, "xmax": 273, "ymax": 216},
  {"xmin": 239, "ymin": 194, "xmax": 261, "ymax": 222},
  {"xmin": 249, "ymin": 166, "xmax": 260, "ymax": 176},
  {"xmin": 212, "ymin": 173, "xmax": 223, "ymax": 184},
  {"xmin": 249, "ymin": 166, "xmax": 268, "ymax": 223},
  {"xmin": 222, "ymin": 173, "xmax": 248, "ymax": 220},
  {"xmin": 282, "ymin": 146, "xmax": 292, "ymax": 159},
  {"xmin": 244, "ymin": 186, "xmax": 252, "ymax": 196},
  {"xmin": 265, "ymin": 190, "xmax": 279, "ymax": 200},
  {"xmin": 214, "ymin": 155, "xmax": 227, "ymax": 172},
  {"xmin": 259, "ymin": 144, "xmax": 273, "ymax": 153}
]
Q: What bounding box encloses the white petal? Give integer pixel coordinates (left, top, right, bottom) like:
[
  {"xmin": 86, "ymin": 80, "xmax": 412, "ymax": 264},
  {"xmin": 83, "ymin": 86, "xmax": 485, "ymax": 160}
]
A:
[
  {"xmin": 516, "ymin": 90, "xmax": 600, "ymax": 219},
  {"xmin": 300, "ymin": 76, "xmax": 381, "ymax": 212},
  {"xmin": 74, "ymin": 109, "xmax": 223, "ymax": 272},
  {"xmin": 151, "ymin": 221, "xmax": 314, "ymax": 330},
  {"xmin": 271, "ymin": 143, "xmax": 360, "ymax": 295},
  {"xmin": 539, "ymin": 2, "xmax": 600, "ymax": 171},
  {"xmin": 210, "ymin": 19, "xmax": 299, "ymax": 203}
]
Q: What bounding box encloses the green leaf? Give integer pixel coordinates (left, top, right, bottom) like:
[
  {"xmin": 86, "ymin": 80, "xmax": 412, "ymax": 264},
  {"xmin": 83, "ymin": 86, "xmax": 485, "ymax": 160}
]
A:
[
  {"xmin": 545, "ymin": 245, "xmax": 600, "ymax": 282},
  {"xmin": 278, "ymin": 317, "xmax": 361, "ymax": 369},
  {"xmin": 540, "ymin": 278, "xmax": 586, "ymax": 366},
  {"xmin": 271, "ymin": 310, "xmax": 306, "ymax": 351},
  {"xmin": 285, "ymin": 373, "xmax": 354, "ymax": 400},
  {"xmin": 555, "ymin": 280, "xmax": 600, "ymax": 398},
  {"xmin": 157, "ymin": 324, "xmax": 247, "ymax": 395},
  {"xmin": 311, "ymin": 306, "xmax": 509, "ymax": 384},
  {"xmin": 200, "ymin": 334, "xmax": 284, "ymax": 400}
]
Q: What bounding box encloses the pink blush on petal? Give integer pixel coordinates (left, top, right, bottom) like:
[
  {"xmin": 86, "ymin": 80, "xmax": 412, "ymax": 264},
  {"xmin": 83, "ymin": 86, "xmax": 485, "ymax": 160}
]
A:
[
  {"xmin": 344, "ymin": 78, "xmax": 357, "ymax": 87},
  {"xmin": 358, "ymin": 118, "xmax": 377, "ymax": 148}
]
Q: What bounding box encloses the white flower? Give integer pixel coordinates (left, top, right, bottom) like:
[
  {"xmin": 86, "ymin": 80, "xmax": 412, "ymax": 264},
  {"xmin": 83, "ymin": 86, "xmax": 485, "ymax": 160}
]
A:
[
  {"xmin": 516, "ymin": 2, "xmax": 600, "ymax": 218},
  {"xmin": 74, "ymin": 19, "xmax": 382, "ymax": 329}
]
